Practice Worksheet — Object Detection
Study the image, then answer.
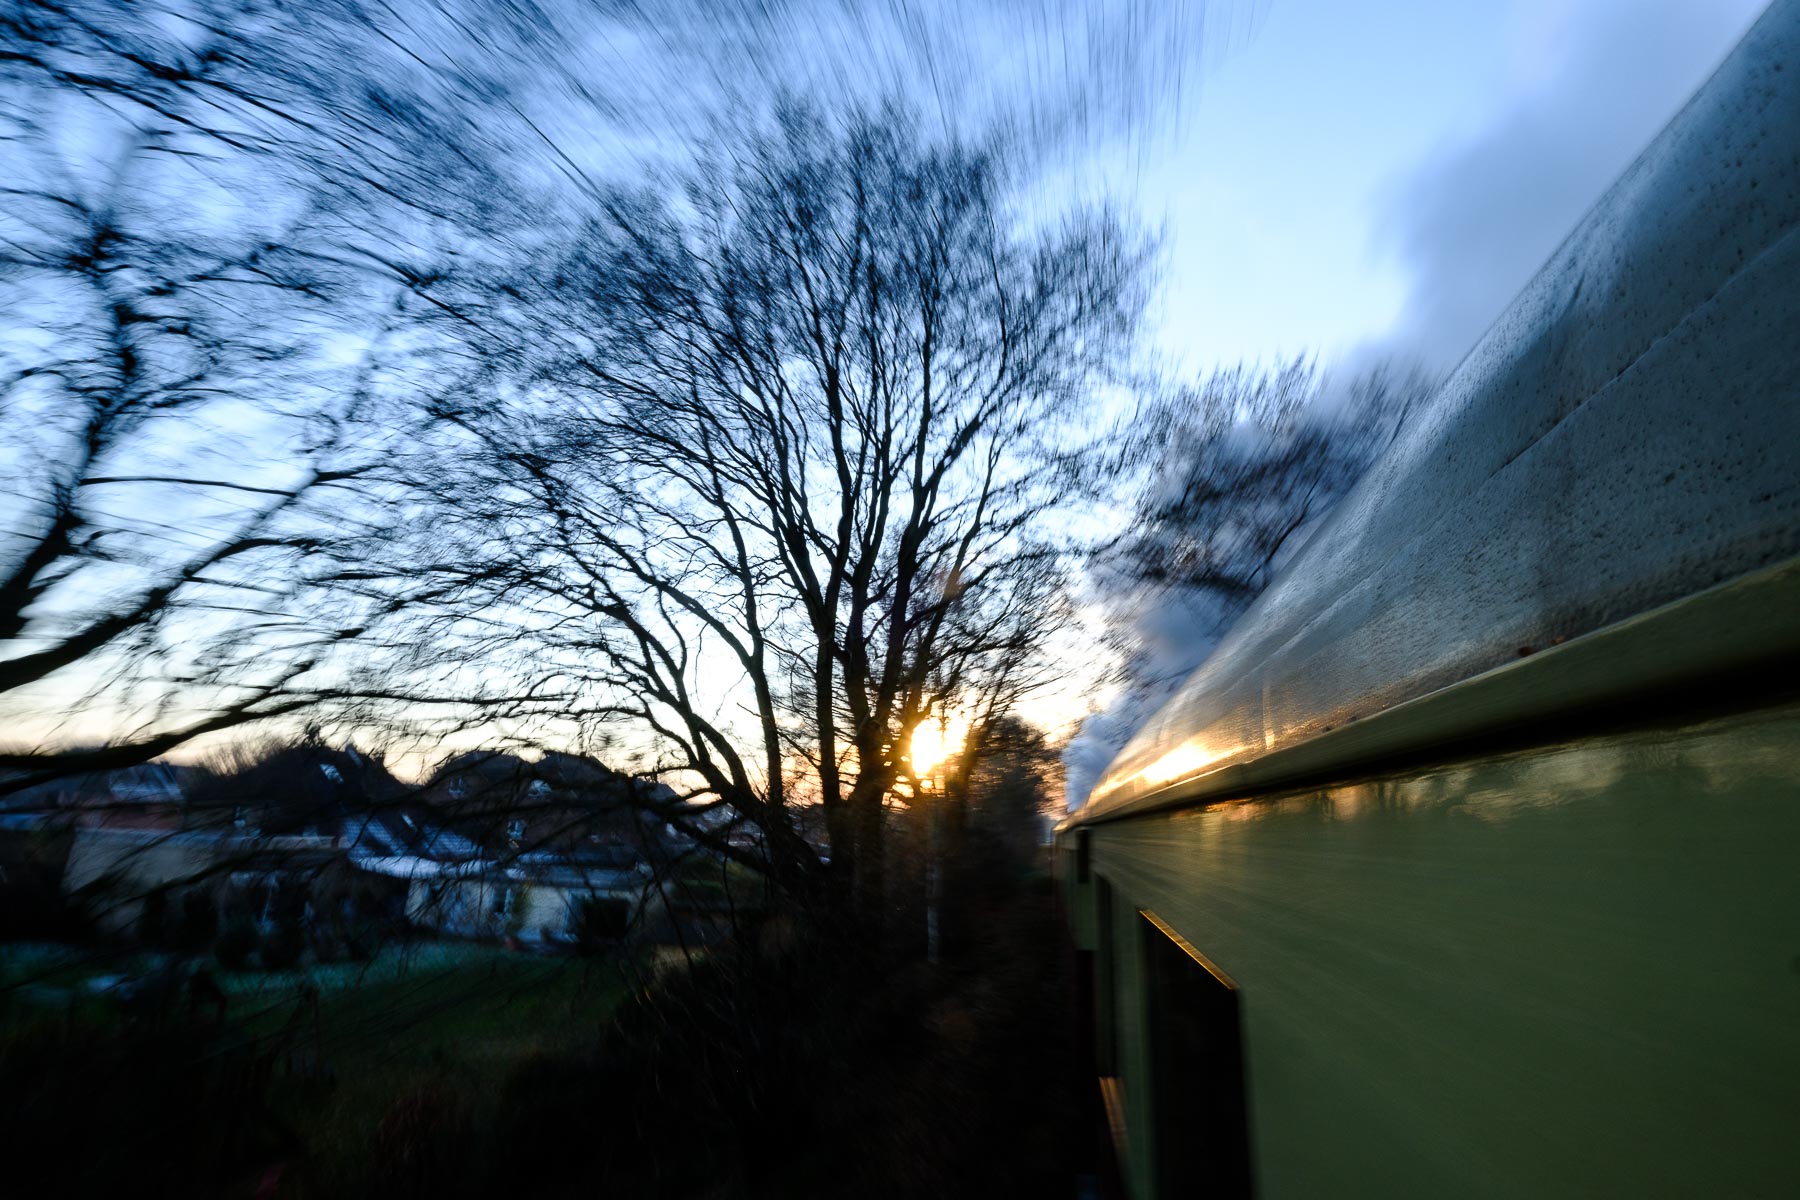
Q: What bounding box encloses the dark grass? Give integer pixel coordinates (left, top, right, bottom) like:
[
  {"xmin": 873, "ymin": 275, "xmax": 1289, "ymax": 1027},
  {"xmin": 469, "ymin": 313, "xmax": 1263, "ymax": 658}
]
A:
[
  {"xmin": 0, "ymin": 944, "xmax": 638, "ymax": 1198},
  {"xmin": 2, "ymin": 867, "xmax": 1083, "ymax": 1198}
]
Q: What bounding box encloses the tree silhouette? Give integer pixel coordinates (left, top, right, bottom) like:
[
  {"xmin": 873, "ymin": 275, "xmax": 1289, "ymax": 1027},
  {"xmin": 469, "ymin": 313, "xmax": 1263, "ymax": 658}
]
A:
[{"xmin": 410, "ymin": 105, "xmax": 1152, "ymax": 908}]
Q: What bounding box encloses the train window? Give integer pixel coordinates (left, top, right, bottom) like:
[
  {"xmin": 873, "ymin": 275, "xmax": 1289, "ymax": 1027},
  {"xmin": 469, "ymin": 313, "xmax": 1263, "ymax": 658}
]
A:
[
  {"xmin": 1076, "ymin": 829, "xmax": 1091, "ymax": 883},
  {"xmin": 1095, "ymin": 875, "xmax": 1118, "ymax": 1075},
  {"xmin": 1139, "ymin": 909, "xmax": 1253, "ymax": 1199}
]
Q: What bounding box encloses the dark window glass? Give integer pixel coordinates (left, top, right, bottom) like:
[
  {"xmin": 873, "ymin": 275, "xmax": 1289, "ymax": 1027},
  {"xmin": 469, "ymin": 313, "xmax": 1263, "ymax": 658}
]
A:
[
  {"xmin": 1140, "ymin": 909, "xmax": 1254, "ymax": 1198},
  {"xmin": 1095, "ymin": 876, "xmax": 1117, "ymax": 1075}
]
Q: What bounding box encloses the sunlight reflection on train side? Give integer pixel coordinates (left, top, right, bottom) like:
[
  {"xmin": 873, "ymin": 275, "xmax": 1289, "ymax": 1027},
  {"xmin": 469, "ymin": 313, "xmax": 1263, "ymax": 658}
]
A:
[{"xmin": 1135, "ymin": 741, "xmax": 1248, "ymax": 788}]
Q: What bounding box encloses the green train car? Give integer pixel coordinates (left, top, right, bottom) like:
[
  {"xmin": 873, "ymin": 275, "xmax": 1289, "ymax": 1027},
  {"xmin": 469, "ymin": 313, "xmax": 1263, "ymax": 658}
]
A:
[{"xmin": 1055, "ymin": 5, "xmax": 1800, "ymax": 1197}]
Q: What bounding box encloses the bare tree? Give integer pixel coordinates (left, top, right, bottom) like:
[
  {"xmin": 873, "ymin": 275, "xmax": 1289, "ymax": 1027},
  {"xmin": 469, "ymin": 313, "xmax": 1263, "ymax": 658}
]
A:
[
  {"xmin": 1110, "ymin": 360, "xmax": 1426, "ymax": 608},
  {"xmin": 0, "ymin": 0, "xmax": 559, "ymax": 791},
  {"xmin": 0, "ymin": 0, "xmax": 1206, "ymax": 795},
  {"xmin": 410, "ymin": 105, "xmax": 1151, "ymax": 911}
]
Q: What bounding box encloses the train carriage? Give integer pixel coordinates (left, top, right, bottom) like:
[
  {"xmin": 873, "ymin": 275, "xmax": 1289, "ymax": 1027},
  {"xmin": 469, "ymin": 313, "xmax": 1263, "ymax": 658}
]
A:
[{"xmin": 1055, "ymin": 4, "xmax": 1800, "ymax": 1196}]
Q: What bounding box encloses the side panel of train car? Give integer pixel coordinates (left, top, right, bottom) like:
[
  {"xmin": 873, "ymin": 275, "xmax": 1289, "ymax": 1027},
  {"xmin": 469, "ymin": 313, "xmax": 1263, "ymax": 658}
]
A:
[
  {"xmin": 1062, "ymin": 695, "xmax": 1800, "ymax": 1198},
  {"xmin": 1058, "ymin": 3, "xmax": 1800, "ymax": 1196}
]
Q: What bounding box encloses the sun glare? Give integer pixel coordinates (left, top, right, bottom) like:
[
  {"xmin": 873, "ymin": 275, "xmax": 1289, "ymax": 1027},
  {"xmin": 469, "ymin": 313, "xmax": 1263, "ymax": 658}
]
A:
[{"xmin": 909, "ymin": 714, "xmax": 970, "ymax": 778}]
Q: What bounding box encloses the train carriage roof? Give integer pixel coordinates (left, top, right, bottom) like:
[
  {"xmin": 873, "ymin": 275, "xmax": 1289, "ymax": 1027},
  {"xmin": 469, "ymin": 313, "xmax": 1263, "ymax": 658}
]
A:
[{"xmin": 1067, "ymin": 1, "xmax": 1800, "ymax": 828}]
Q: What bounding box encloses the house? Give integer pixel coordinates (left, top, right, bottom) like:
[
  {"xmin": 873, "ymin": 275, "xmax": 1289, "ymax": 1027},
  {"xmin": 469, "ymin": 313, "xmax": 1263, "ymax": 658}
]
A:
[
  {"xmin": 3, "ymin": 747, "xmax": 682, "ymax": 952},
  {"xmin": 58, "ymin": 824, "xmax": 351, "ymax": 936},
  {"xmin": 419, "ymin": 750, "xmax": 683, "ymax": 862},
  {"xmin": 182, "ymin": 741, "xmax": 404, "ymax": 836},
  {"xmin": 349, "ymin": 751, "xmax": 687, "ymax": 945},
  {"xmin": 5, "ymin": 762, "xmax": 198, "ymax": 831},
  {"xmin": 3, "ymin": 754, "xmax": 405, "ymax": 943},
  {"xmin": 348, "ymin": 810, "xmax": 660, "ymax": 947}
]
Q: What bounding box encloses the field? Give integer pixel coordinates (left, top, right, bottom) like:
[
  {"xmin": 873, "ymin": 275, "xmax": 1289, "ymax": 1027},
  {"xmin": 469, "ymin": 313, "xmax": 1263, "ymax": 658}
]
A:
[{"xmin": 0, "ymin": 940, "xmax": 647, "ymax": 1197}]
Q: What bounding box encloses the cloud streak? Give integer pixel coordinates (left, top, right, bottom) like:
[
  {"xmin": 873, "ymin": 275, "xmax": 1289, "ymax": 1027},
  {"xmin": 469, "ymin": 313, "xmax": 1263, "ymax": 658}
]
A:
[{"xmin": 1377, "ymin": 0, "xmax": 1765, "ymax": 370}]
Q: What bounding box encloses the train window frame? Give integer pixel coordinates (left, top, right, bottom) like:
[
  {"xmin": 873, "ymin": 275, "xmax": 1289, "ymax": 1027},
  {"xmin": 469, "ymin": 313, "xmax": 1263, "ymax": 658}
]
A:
[
  {"xmin": 1138, "ymin": 908, "xmax": 1254, "ymax": 1199},
  {"xmin": 1076, "ymin": 829, "xmax": 1091, "ymax": 883}
]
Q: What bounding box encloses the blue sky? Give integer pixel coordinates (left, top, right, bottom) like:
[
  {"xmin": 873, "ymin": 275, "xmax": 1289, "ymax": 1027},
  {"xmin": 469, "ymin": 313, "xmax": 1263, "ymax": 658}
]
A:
[
  {"xmin": 1140, "ymin": 0, "xmax": 1767, "ymax": 375},
  {"xmin": 1, "ymin": 0, "xmax": 1774, "ymax": 771}
]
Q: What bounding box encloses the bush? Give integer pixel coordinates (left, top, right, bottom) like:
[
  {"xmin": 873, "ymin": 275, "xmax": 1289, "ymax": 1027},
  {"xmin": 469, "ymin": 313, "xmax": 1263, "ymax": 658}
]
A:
[
  {"xmin": 136, "ymin": 888, "xmax": 168, "ymax": 945},
  {"xmin": 371, "ymin": 1083, "xmax": 480, "ymax": 1200},
  {"xmin": 342, "ymin": 913, "xmax": 383, "ymax": 961},
  {"xmin": 0, "ymin": 882, "xmax": 92, "ymax": 942},
  {"xmin": 259, "ymin": 919, "xmax": 306, "ymax": 970},
  {"xmin": 2, "ymin": 1009, "xmax": 289, "ymax": 1196},
  {"xmin": 570, "ymin": 895, "xmax": 631, "ymax": 952},
  {"xmin": 0, "ymin": 830, "xmax": 85, "ymax": 942},
  {"xmin": 214, "ymin": 915, "xmax": 256, "ymax": 969},
  {"xmin": 171, "ymin": 889, "xmax": 218, "ymax": 952}
]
